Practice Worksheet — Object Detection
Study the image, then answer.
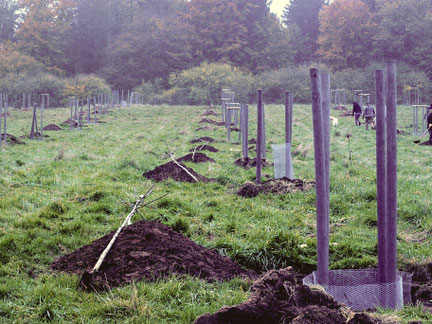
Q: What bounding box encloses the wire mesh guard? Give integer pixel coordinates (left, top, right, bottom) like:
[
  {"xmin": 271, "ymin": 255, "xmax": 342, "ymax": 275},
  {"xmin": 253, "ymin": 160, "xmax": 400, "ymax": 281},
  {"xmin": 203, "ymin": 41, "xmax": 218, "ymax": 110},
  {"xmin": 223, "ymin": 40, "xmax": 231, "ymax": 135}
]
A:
[
  {"xmin": 272, "ymin": 144, "xmax": 295, "ymax": 180},
  {"xmin": 303, "ymin": 269, "xmax": 412, "ymax": 311}
]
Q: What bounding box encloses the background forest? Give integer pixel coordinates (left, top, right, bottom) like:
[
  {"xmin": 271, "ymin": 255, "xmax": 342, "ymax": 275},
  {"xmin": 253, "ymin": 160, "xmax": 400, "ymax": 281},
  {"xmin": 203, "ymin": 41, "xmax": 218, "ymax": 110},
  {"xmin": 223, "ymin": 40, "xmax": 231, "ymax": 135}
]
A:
[{"xmin": 1, "ymin": 0, "xmax": 432, "ymax": 105}]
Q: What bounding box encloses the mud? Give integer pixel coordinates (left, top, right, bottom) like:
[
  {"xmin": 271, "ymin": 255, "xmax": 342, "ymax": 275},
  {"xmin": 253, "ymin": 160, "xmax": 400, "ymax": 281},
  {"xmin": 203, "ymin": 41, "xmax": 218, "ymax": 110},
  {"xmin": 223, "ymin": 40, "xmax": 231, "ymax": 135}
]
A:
[
  {"xmin": 143, "ymin": 161, "xmax": 212, "ymax": 183},
  {"xmin": 195, "ymin": 267, "xmax": 380, "ymax": 324},
  {"xmin": 178, "ymin": 153, "xmax": 215, "ymax": 163},
  {"xmin": 189, "ymin": 145, "xmax": 219, "ymax": 153},
  {"xmin": 62, "ymin": 119, "xmax": 79, "ymax": 127},
  {"xmin": 419, "ymin": 140, "xmax": 432, "ymax": 146},
  {"xmin": 0, "ymin": 133, "xmax": 25, "ymax": 145},
  {"xmin": 202, "ymin": 111, "xmax": 218, "ymax": 117},
  {"xmin": 334, "ymin": 105, "xmax": 348, "ymax": 111},
  {"xmin": 43, "ymin": 124, "xmax": 63, "ymax": 131},
  {"xmin": 196, "ymin": 127, "xmax": 215, "ymax": 132},
  {"xmin": 234, "ymin": 157, "xmax": 272, "ymax": 170},
  {"xmin": 190, "ymin": 137, "xmax": 215, "ymax": 144},
  {"xmin": 199, "ymin": 118, "xmax": 225, "ymax": 126},
  {"xmin": 237, "ymin": 178, "xmax": 314, "ymax": 198},
  {"xmin": 405, "ymin": 262, "xmax": 432, "ymax": 311},
  {"xmin": 51, "ymin": 220, "xmax": 256, "ymax": 291}
]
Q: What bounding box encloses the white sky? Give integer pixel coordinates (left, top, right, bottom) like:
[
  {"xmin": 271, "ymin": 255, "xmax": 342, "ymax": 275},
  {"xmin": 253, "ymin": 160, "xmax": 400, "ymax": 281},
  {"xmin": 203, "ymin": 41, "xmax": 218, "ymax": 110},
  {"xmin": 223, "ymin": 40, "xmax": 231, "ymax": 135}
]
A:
[{"xmin": 270, "ymin": 0, "xmax": 290, "ymax": 18}]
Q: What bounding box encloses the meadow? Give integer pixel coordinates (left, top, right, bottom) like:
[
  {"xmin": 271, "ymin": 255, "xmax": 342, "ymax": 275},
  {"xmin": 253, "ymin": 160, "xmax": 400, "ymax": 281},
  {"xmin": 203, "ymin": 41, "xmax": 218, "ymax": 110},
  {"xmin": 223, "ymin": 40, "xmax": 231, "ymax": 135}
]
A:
[{"xmin": 0, "ymin": 103, "xmax": 431, "ymax": 323}]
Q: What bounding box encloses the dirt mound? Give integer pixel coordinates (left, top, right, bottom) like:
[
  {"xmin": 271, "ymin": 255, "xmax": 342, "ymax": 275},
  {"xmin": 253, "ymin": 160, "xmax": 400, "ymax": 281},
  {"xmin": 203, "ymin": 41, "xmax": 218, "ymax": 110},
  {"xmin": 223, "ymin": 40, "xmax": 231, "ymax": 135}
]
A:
[
  {"xmin": 43, "ymin": 124, "xmax": 63, "ymax": 131},
  {"xmin": 178, "ymin": 153, "xmax": 215, "ymax": 163},
  {"xmin": 334, "ymin": 105, "xmax": 348, "ymax": 111},
  {"xmin": 189, "ymin": 145, "xmax": 219, "ymax": 153},
  {"xmin": 61, "ymin": 119, "xmax": 79, "ymax": 127},
  {"xmin": 199, "ymin": 118, "xmax": 225, "ymax": 126},
  {"xmin": 0, "ymin": 112, "xmax": 11, "ymax": 117},
  {"xmin": 0, "ymin": 133, "xmax": 25, "ymax": 145},
  {"xmin": 237, "ymin": 178, "xmax": 314, "ymax": 198},
  {"xmin": 143, "ymin": 161, "xmax": 212, "ymax": 183},
  {"xmin": 404, "ymin": 262, "xmax": 432, "ymax": 311},
  {"xmin": 190, "ymin": 137, "xmax": 215, "ymax": 143},
  {"xmin": 195, "ymin": 126, "xmax": 215, "ymax": 132},
  {"xmin": 234, "ymin": 157, "xmax": 272, "ymax": 170},
  {"xmin": 419, "ymin": 140, "xmax": 432, "ymax": 146},
  {"xmin": 51, "ymin": 220, "xmax": 256, "ymax": 291},
  {"xmin": 248, "ymin": 138, "xmax": 257, "ymax": 144},
  {"xmin": 195, "ymin": 267, "xmax": 379, "ymax": 324},
  {"xmin": 340, "ymin": 111, "xmax": 353, "ymax": 117},
  {"xmin": 202, "ymin": 111, "xmax": 218, "ymax": 117}
]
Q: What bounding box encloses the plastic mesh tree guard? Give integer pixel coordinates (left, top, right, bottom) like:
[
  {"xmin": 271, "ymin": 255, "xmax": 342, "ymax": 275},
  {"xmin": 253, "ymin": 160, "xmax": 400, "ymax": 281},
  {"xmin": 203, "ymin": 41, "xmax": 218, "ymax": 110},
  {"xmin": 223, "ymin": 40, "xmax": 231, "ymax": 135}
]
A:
[
  {"xmin": 272, "ymin": 143, "xmax": 294, "ymax": 180},
  {"xmin": 303, "ymin": 269, "xmax": 412, "ymax": 311}
]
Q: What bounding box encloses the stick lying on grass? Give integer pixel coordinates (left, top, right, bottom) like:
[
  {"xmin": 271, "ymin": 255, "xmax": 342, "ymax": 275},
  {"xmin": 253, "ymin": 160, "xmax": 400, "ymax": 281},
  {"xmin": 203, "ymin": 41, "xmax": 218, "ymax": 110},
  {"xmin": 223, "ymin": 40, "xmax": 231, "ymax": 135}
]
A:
[
  {"xmin": 78, "ymin": 186, "xmax": 168, "ymax": 290},
  {"xmin": 169, "ymin": 153, "xmax": 198, "ymax": 182},
  {"xmin": 90, "ymin": 186, "xmax": 154, "ymax": 274}
]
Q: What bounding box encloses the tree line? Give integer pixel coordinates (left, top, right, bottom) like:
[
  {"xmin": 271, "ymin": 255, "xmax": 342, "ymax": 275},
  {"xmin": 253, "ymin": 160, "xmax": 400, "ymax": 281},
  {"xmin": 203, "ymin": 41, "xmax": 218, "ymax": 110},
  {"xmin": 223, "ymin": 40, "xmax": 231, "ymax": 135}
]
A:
[{"xmin": 1, "ymin": 0, "xmax": 432, "ymax": 103}]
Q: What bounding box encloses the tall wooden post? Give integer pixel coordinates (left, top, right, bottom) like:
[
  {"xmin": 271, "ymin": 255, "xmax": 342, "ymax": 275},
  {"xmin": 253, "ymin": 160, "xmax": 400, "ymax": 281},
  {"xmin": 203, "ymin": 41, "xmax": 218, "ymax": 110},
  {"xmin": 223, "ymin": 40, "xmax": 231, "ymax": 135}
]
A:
[
  {"xmin": 41, "ymin": 95, "xmax": 45, "ymax": 140},
  {"xmin": 256, "ymin": 90, "xmax": 263, "ymax": 184},
  {"xmin": 376, "ymin": 70, "xmax": 387, "ymax": 286},
  {"xmin": 386, "ymin": 61, "xmax": 397, "ymax": 285},
  {"xmin": 310, "ymin": 68, "xmax": 329, "ymax": 286}
]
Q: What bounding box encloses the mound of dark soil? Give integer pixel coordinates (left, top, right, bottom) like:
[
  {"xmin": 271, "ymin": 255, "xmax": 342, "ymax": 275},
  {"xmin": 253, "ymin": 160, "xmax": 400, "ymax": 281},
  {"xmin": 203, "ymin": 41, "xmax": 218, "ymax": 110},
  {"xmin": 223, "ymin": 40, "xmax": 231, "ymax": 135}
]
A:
[
  {"xmin": 195, "ymin": 126, "xmax": 215, "ymax": 132},
  {"xmin": 51, "ymin": 220, "xmax": 256, "ymax": 291},
  {"xmin": 143, "ymin": 161, "xmax": 212, "ymax": 183},
  {"xmin": 189, "ymin": 145, "xmax": 219, "ymax": 153},
  {"xmin": 178, "ymin": 153, "xmax": 215, "ymax": 163},
  {"xmin": 0, "ymin": 111, "xmax": 11, "ymax": 117},
  {"xmin": 405, "ymin": 262, "xmax": 432, "ymax": 311},
  {"xmin": 333, "ymin": 105, "xmax": 348, "ymax": 111},
  {"xmin": 0, "ymin": 133, "xmax": 25, "ymax": 145},
  {"xmin": 43, "ymin": 124, "xmax": 63, "ymax": 131},
  {"xmin": 199, "ymin": 118, "xmax": 225, "ymax": 126},
  {"xmin": 190, "ymin": 137, "xmax": 215, "ymax": 143},
  {"xmin": 61, "ymin": 119, "xmax": 79, "ymax": 127},
  {"xmin": 202, "ymin": 111, "xmax": 218, "ymax": 117},
  {"xmin": 195, "ymin": 267, "xmax": 379, "ymax": 324},
  {"xmin": 234, "ymin": 157, "xmax": 272, "ymax": 170},
  {"xmin": 237, "ymin": 178, "xmax": 314, "ymax": 198},
  {"xmin": 248, "ymin": 138, "xmax": 257, "ymax": 144},
  {"xmin": 339, "ymin": 111, "xmax": 353, "ymax": 117},
  {"xmin": 419, "ymin": 140, "xmax": 432, "ymax": 146}
]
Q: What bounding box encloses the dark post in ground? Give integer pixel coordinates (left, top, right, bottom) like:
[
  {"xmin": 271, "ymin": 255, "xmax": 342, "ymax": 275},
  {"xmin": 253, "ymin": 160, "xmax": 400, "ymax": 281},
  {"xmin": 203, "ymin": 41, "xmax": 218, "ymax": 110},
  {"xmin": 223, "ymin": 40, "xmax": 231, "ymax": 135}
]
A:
[{"xmin": 256, "ymin": 90, "xmax": 263, "ymax": 184}]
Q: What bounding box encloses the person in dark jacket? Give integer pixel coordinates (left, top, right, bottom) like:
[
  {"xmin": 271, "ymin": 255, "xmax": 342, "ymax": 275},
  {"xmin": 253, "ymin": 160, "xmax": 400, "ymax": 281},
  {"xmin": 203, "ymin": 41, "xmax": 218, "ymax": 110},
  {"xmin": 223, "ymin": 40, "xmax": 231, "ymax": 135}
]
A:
[
  {"xmin": 352, "ymin": 102, "xmax": 362, "ymax": 126},
  {"xmin": 363, "ymin": 103, "xmax": 376, "ymax": 130},
  {"xmin": 427, "ymin": 104, "xmax": 432, "ymax": 142}
]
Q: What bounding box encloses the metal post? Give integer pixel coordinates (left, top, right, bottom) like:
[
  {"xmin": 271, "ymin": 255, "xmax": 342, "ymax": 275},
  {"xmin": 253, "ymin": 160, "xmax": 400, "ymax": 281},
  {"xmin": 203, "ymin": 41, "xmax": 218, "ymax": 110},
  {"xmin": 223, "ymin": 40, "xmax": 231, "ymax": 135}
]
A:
[
  {"xmin": 285, "ymin": 91, "xmax": 293, "ymax": 178},
  {"xmin": 41, "ymin": 95, "xmax": 44, "ymax": 140},
  {"xmin": 376, "ymin": 69, "xmax": 387, "ymax": 286},
  {"xmin": 87, "ymin": 97, "xmax": 91, "ymax": 124},
  {"xmin": 242, "ymin": 104, "xmax": 249, "ymax": 158},
  {"xmin": 80, "ymin": 100, "xmax": 84, "ymax": 130},
  {"xmin": 94, "ymin": 97, "xmax": 97, "ymax": 124},
  {"xmin": 310, "ymin": 68, "xmax": 329, "ymax": 286},
  {"xmin": 69, "ymin": 98, "xmax": 73, "ymax": 130},
  {"xmin": 27, "ymin": 93, "xmax": 31, "ymax": 109},
  {"xmin": 227, "ymin": 109, "xmax": 231, "ymax": 142},
  {"xmin": 0, "ymin": 94, "xmax": 3, "ymax": 146},
  {"xmin": 22, "ymin": 93, "xmax": 25, "ymax": 109},
  {"xmin": 386, "ymin": 61, "xmax": 397, "ymax": 285},
  {"xmin": 261, "ymin": 103, "xmax": 266, "ymax": 160},
  {"xmin": 256, "ymin": 90, "xmax": 263, "ymax": 184},
  {"xmin": 322, "ymin": 73, "xmax": 331, "ymax": 234}
]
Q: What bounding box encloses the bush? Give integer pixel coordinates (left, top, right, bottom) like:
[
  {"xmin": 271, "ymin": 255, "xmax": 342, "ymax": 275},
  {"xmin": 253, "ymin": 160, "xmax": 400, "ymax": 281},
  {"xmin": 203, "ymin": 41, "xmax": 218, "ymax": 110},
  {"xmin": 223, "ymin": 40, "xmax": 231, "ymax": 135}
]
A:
[
  {"xmin": 157, "ymin": 62, "xmax": 256, "ymax": 105},
  {"xmin": 62, "ymin": 74, "xmax": 111, "ymax": 101}
]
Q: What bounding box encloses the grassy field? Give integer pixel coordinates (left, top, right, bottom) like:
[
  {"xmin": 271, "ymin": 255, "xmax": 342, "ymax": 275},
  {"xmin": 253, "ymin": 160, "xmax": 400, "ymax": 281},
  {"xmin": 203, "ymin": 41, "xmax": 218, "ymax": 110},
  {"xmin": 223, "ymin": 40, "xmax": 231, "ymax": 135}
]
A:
[{"xmin": 0, "ymin": 103, "xmax": 431, "ymax": 323}]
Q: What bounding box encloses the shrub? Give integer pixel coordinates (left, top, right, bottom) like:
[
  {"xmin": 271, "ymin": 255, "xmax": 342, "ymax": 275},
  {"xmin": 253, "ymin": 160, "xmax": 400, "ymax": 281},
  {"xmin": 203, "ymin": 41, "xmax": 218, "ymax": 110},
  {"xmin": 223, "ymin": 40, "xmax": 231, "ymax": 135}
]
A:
[{"xmin": 62, "ymin": 74, "xmax": 110, "ymax": 101}]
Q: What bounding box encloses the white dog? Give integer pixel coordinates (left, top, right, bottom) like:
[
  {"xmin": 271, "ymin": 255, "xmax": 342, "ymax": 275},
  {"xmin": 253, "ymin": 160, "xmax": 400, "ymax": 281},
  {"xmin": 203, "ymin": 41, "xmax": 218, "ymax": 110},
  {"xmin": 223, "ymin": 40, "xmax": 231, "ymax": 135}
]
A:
[{"xmin": 330, "ymin": 116, "xmax": 339, "ymax": 127}]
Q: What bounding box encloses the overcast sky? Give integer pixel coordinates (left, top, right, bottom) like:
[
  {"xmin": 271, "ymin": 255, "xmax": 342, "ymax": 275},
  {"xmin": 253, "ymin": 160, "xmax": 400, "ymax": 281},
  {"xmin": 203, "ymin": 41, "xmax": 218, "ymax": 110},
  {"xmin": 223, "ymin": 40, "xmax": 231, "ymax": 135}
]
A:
[{"xmin": 270, "ymin": 0, "xmax": 289, "ymax": 18}]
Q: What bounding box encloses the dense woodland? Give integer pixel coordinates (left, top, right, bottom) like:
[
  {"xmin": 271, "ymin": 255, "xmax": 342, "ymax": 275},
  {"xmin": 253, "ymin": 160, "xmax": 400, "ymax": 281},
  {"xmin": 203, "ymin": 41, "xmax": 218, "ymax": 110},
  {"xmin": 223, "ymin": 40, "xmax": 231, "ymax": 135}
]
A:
[{"xmin": 1, "ymin": 0, "xmax": 432, "ymax": 105}]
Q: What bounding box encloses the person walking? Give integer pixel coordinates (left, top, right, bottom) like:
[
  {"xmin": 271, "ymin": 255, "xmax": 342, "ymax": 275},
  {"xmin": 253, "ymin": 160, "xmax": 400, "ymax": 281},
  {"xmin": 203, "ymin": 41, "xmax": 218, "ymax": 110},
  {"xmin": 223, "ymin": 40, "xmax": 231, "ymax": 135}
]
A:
[
  {"xmin": 352, "ymin": 102, "xmax": 362, "ymax": 126},
  {"xmin": 427, "ymin": 104, "xmax": 432, "ymax": 142},
  {"xmin": 363, "ymin": 102, "xmax": 376, "ymax": 130}
]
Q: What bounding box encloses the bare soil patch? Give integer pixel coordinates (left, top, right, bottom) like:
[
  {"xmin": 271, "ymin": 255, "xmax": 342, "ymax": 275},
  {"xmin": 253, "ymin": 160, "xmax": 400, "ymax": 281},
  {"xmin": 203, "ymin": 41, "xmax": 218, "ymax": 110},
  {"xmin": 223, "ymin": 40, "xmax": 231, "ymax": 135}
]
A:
[
  {"xmin": 178, "ymin": 152, "xmax": 215, "ymax": 163},
  {"xmin": 234, "ymin": 157, "xmax": 272, "ymax": 170},
  {"xmin": 51, "ymin": 220, "xmax": 256, "ymax": 291},
  {"xmin": 143, "ymin": 161, "xmax": 212, "ymax": 183},
  {"xmin": 195, "ymin": 267, "xmax": 380, "ymax": 324},
  {"xmin": 189, "ymin": 145, "xmax": 219, "ymax": 153},
  {"xmin": 334, "ymin": 105, "xmax": 348, "ymax": 111},
  {"xmin": 0, "ymin": 133, "xmax": 25, "ymax": 145},
  {"xmin": 419, "ymin": 140, "xmax": 432, "ymax": 146},
  {"xmin": 195, "ymin": 126, "xmax": 215, "ymax": 132},
  {"xmin": 202, "ymin": 111, "xmax": 218, "ymax": 117},
  {"xmin": 237, "ymin": 178, "xmax": 314, "ymax": 198},
  {"xmin": 61, "ymin": 119, "xmax": 79, "ymax": 127},
  {"xmin": 199, "ymin": 118, "xmax": 225, "ymax": 126},
  {"xmin": 43, "ymin": 124, "xmax": 63, "ymax": 131},
  {"xmin": 190, "ymin": 137, "xmax": 215, "ymax": 144}
]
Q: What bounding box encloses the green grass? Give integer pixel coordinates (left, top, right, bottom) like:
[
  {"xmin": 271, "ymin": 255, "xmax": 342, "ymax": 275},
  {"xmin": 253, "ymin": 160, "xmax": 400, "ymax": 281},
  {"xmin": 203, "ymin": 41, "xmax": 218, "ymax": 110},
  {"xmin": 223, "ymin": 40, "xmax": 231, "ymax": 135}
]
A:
[{"xmin": 0, "ymin": 103, "xmax": 431, "ymax": 323}]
